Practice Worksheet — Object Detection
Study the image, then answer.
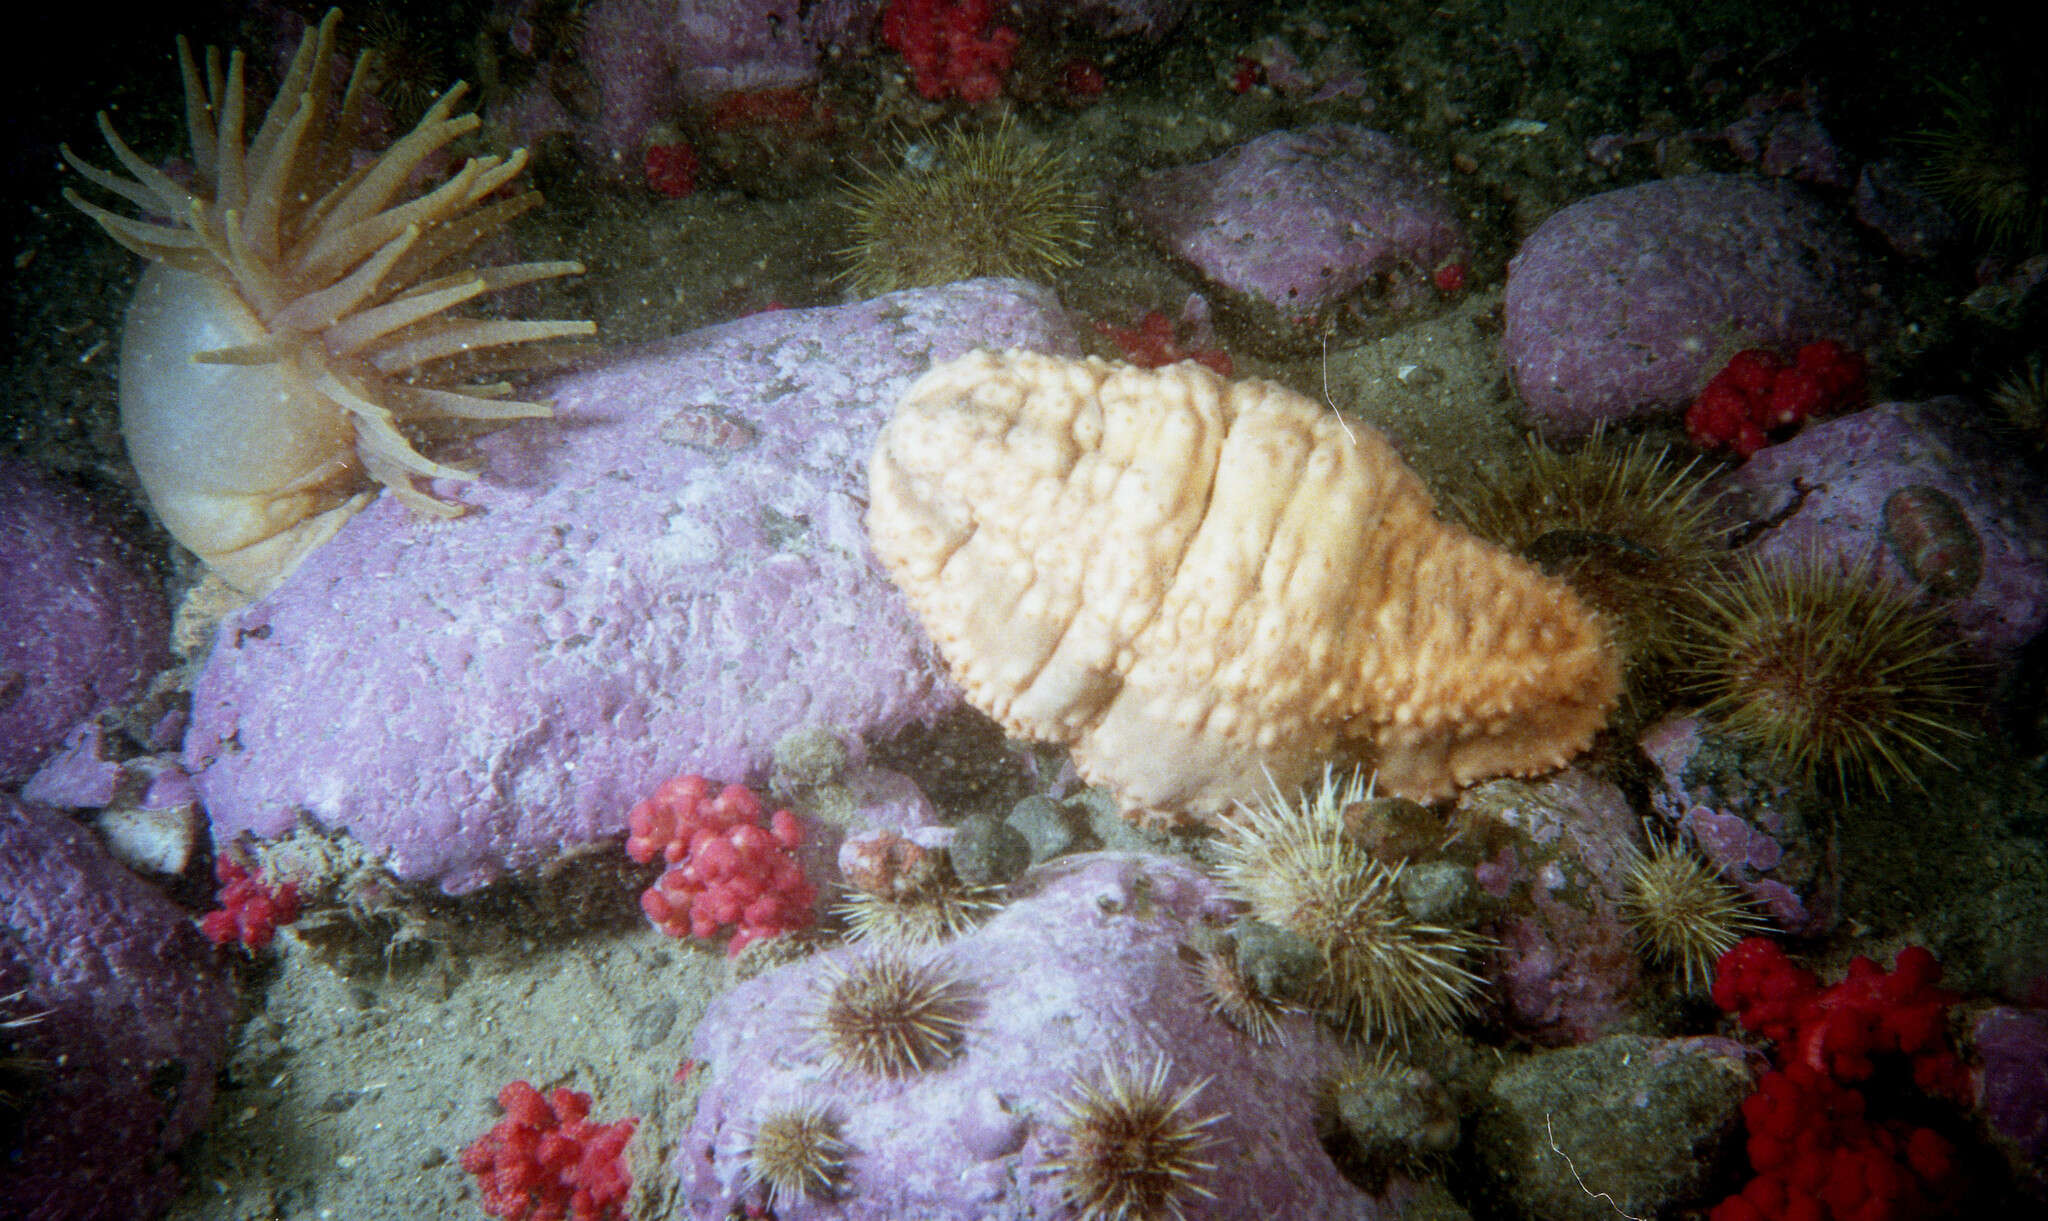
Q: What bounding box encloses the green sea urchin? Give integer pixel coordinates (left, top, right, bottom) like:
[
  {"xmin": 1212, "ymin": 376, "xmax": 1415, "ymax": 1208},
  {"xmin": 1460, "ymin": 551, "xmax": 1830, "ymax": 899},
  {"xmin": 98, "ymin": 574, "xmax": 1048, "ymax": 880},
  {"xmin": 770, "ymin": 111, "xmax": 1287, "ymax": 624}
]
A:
[
  {"xmin": 1680, "ymin": 554, "xmax": 1974, "ymax": 794},
  {"xmin": 1911, "ymin": 75, "xmax": 2048, "ymax": 250},
  {"xmin": 835, "ymin": 878, "xmax": 1004, "ymax": 947},
  {"xmin": 1182, "ymin": 942, "xmax": 1302, "ymax": 1046},
  {"xmin": 1989, "ymin": 354, "xmax": 2048, "ymax": 449},
  {"xmin": 838, "ymin": 120, "xmax": 1095, "ymax": 296},
  {"xmin": 738, "ymin": 1101, "xmax": 847, "ymax": 1210},
  {"xmin": 1453, "ymin": 430, "xmax": 1726, "ymax": 698},
  {"xmin": 1212, "ymin": 770, "xmax": 1488, "ymax": 1041},
  {"xmin": 1619, "ymin": 833, "xmax": 1767, "ymax": 991},
  {"xmin": 811, "ymin": 950, "xmax": 974, "ymax": 1078},
  {"xmin": 1044, "ymin": 1057, "xmax": 1222, "ymax": 1221}
]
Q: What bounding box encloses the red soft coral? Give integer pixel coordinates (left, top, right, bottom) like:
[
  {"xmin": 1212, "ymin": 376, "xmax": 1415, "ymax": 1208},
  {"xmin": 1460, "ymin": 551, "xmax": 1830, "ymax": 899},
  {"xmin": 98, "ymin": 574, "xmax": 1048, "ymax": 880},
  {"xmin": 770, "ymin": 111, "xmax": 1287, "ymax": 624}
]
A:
[
  {"xmin": 1711, "ymin": 1067, "xmax": 1959, "ymax": 1221},
  {"xmin": 881, "ymin": 0, "xmax": 1018, "ymax": 103},
  {"xmin": 199, "ymin": 854, "xmax": 301, "ymax": 951},
  {"xmin": 1708, "ymin": 939, "xmax": 1967, "ymax": 1221},
  {"xmin": 1713, "ymin": 936, "xmax": 1823, "ymax": 1046},
  {"xmin": 460, "ymin": 1080, "xmax": 638, "ymax": 1221},
  {"xmin": 1091, "ymin": 310, "xmax": 1234, "ymax": 376},
  {"xmin": 1686, "ymin": 340, "xmax": 1867, "ymax": 457},
  {"xmin": 625, "ymin": 775, "xmax": 816, "ymax": 955}
]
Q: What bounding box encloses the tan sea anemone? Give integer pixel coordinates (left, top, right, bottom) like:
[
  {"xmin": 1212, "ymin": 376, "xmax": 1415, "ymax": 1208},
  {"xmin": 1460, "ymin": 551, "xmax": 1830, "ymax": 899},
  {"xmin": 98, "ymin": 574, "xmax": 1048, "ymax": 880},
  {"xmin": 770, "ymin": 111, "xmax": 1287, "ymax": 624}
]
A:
[{"xmin": 63, "ymin": 8, "xmax": 593, "ymax": 595}]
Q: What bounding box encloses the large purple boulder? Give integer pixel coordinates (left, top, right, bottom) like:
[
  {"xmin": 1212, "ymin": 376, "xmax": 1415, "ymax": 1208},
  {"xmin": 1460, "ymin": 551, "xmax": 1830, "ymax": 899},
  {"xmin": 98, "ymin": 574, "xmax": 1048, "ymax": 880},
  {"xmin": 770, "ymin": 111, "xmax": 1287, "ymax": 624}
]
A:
[
  {"xmin": 184, "ymin": 281, "xmax": 1075, "ymax": 893},
  {"xmin": 1715, "ymin": 400, "xmax": 2048, "ymax": 659},
  {"xmin": 676, "ymin": 851, "xmax": 1396, "ymax": 1218},
  {"xmin": 1503, "ymin": 174, "xmax": 1882, "ymax": 436},
  {"xmin": 1974, "ymin": 1007, "xmax": 2048, "ymax": 1177},
  {"xmin": 0, "ymin": 795, "xmax": 235, "ymax": 1221},
  {"xmin": 1123, "ymin": 125, "xmax": 1467, "ymax": 342},
  {"xmin": 0, "ymin": 464, "xmax": 169, "ymax": 783}
]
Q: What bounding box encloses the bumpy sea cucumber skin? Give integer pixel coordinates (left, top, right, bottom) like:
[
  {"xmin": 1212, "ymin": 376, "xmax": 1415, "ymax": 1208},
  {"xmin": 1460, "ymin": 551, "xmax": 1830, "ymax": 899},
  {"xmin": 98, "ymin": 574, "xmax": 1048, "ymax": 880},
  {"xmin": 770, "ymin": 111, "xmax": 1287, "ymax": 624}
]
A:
[
  {"xmin": 1503, "ymin": 174, "xmax": 1882, "ymax": 436},
  {"xmin": 675, "ymin": 851, "xmax": 1392, "ymax": 1219},
  {"xmin": 1, "ymin": 794, "xmax": 235, "ymax": 1220},
  {"xmin": 868, "ymin": 351, "xmax": 1619, "ymax": 822},
  {"xmin": 185, "ymin": 281, "xmax": 1074, "ymax": 893}
]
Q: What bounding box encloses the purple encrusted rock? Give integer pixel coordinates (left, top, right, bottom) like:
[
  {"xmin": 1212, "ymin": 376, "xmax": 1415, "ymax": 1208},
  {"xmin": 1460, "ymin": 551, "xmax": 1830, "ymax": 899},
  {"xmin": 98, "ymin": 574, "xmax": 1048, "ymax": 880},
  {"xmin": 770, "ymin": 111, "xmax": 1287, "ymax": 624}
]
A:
[
  {"xmin": 0, "ymin": 464, "xmax": 169, "ymax": 783},
  {"xmin": 185, "ymin": 280, "xmax": 1077, "ymax": 893},
  {"xmin": 1639, "ymin": 716, "xmax": 1832, "ymax": 935},
  {"xmin": 1715, "ymin": 399, "xmax": 2048, "ymax": 659},
  {"xmin": 1123, "ymin": 125, "xmax": 1467, "ymax": 342},
  {"xmin": 0, "ymin": 794, "xmax": 235, "ymax": 1221},
  {"xmin": 1974, "ymin": 1007, "xmax": 2048, "ymax": 1175},
  {"xmin": 1854, "ymin": 158, "xmax": 1960, "ymax": 261},
  {"xmin": 676, "ymin": 851, "xmax": 1396, "ymax": 1219},
  {"xmin": 1461, "ymin": 770, "xmax": 1643, "ymax": 1045},
  {"xmin": 1503, "ymin": 173, "xmax": 1883, "ymax": 437}
]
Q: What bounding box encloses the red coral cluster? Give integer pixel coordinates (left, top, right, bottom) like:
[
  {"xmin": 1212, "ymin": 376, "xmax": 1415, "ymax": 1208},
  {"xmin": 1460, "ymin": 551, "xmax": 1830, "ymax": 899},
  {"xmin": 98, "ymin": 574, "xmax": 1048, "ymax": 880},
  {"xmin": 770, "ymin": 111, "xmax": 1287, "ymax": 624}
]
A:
[
  {"xmin": 1709, "ymin": 938, "xmax": 1968, "ymax": 1221},
  {"xmin": 1686, "ymin": 340, "xmax": 1867, "ymax": 458},
  {"xmin": 1092, "ymin": 310, "xmax": 1234, "ymax": 376},
  {"xmin": 881, "ymin": 0, "xmax": 1018, "ymax": 103},
  {"xmin": 625, "ymin": 774, "xmax": 815, "ymax": 955},
  {"xmin": 460, "ymin": 1080, "xmax": 638, "ymax": 1221},
  {"xmin": 642, "ymin": 141, "xmax": 698, "ymax": 198},
  {"xmin": 199, "ymin": 855, "xmax": 300, "ymax": 951}
]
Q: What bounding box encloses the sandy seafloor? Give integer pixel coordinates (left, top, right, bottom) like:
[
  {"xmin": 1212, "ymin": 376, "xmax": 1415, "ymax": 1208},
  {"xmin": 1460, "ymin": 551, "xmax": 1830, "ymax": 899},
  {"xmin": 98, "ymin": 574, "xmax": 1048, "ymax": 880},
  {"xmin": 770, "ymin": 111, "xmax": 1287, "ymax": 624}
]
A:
[{"xmin": 4, "ymin": 1, "xmax": 2047, "ymax": 1219}]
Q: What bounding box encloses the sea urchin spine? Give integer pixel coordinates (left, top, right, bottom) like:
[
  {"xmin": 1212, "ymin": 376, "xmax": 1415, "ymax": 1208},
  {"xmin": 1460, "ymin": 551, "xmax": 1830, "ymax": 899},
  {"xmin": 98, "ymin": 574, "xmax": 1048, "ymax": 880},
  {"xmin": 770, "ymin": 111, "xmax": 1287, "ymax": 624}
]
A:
[
  {"xmin": 1681, "ymin": 554, "xmax": 1973, "ymax": 794},
  {"xmin": 838, "ymin": 119, "xmax": 1095, "ymax": 297},
  {"xmin": 1620, "ymin": 832, "xmax": 1768, "ymax": 992},
  {"xmin": 1045, "ymin": 1056, "xmax": 1222, "ymax": 1221},
  {"xmin": 811, "ymin": 950, "xmax": 974, "ymax": 1078},
  {"xmin": 738, "ymin": 1101, "xmax": 847, "ymax": 1211},
  {"xmin": 1213, "ymin": 770, "xmax": 1488, "ymax": 1041}
]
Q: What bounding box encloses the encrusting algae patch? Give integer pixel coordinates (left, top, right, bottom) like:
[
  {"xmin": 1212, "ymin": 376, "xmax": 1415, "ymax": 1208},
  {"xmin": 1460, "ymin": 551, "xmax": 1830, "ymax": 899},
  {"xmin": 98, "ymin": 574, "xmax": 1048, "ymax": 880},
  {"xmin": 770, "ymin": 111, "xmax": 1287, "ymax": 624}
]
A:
[{"xmin": 867, "ymin": 350, "xmax": 1621, "ymax": 823}]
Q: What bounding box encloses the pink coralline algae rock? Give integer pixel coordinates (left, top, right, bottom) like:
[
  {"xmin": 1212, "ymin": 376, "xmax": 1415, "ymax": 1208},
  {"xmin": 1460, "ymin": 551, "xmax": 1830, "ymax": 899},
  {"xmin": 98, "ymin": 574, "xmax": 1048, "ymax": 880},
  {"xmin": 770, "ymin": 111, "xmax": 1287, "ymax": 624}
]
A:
[
  {"xmin": 495, "ymin": 0, "xmax": 877, "ymax": 171},
  {"xmin": 1463, "ymin": 770, "xmax": 1643, "ymax": 1045},
  {"xmin": 1974, "ymin": 1007, "xmax": 2048, "ymax": 1176},
  {"xmin": 1715, "ymin": 399, "xmax": 2048, "ymax": 659},
  {"xmin": 1, "ymin": 794, "xmax": 235, "ymax": 1221},
  {"xmin": 1504, "ymin": 174, "xmax": 1882, "ymax": 437},
  {"xmin": 1123, "ymin": 125, "xmax": 1468, "ymax": 340},
  {"xmin": 185, "ymin": 280, "xmax": 1077, "ymax": 893},
  {"xmin": 0, "ymin": 464, "xmax": 169, "ymax": 783},
  {"xmin": 676, "ymin": 852, "xmax": 1397, "ymax": 1219},
  {"xmin": 1639, "ymin": 716, "xmax": 1831, "ymax": 936}
]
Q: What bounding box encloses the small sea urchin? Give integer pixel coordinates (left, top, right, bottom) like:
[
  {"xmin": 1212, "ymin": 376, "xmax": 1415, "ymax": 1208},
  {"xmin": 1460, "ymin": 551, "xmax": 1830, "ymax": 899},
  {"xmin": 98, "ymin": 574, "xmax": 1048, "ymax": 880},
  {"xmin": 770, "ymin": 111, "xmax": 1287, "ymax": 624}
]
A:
[
  {"xmin": 1911, "ymin": 75, "xmax": 2048, "ymax": 250},
  {"xmin": 1620, "ymin": 833, "xmax": 1767, "ymax": 991},
  {"xmin": 1182, "ymin": 942, "xmax": 1301, "ymax": 1046},
  {"xmin": 811, "ymin": 950, "xmax": 974, "ymax": 1078},
  {"xmin": 1454, "ymin": 430, "xmax": 1725, "ymax": 696},
  {"xmin": 838, "ymin": 120, "xmax": 1095, "ymax": 296},
  {"xmin": 1045, "ymin": 1057, "xmax": 1222, "ymax": 1221},
  {"xmin": 738, "ymin": 1101, "xmax": 847, "ymax": 1211},
  {"xmin": 1212, "ymin": 770, "xmax": 1487, "ymax": 1041},
  {"xmin": 835, "ymin": 878, "xmax": 1004, "ymax": 947},
  {"xmin": 1989, "ymin": 354, "xmax": 2048, "ymax": 450},
  {"xmin": 1680, "ymin": 554, "xmax": 1973, "ymax": 794}
]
